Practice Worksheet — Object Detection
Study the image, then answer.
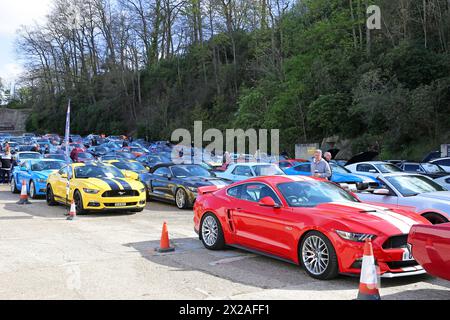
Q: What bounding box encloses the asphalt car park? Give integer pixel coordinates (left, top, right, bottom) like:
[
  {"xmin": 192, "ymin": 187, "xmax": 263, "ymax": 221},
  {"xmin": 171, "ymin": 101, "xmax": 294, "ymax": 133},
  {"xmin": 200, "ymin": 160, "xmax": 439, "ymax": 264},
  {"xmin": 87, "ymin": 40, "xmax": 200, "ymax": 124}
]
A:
[{"xmin": 0, "ymin": 184, "xmax": 449, "ymax": 300}]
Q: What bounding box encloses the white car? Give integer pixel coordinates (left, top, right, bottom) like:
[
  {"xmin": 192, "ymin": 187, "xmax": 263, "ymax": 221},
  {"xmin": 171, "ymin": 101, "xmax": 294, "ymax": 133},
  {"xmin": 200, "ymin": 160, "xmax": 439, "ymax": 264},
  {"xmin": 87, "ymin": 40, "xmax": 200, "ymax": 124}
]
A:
[
  {"xmin": 356, "ymin": 173, "xmax": 450, "ymax": 224},
  {"xmin": 215, "ymin": 162, "xmax": 285, "ymax": 182},
  {"xmin": 345, "ymin": 161, "xmax": 403, "ymax": 179},
  {"xmin": 434, "ymin": 175, "xmax": 450, "ymax": 190},
  {"xmin": 429, "ymin": 157, "xmax": 450, "ymax": 173}
]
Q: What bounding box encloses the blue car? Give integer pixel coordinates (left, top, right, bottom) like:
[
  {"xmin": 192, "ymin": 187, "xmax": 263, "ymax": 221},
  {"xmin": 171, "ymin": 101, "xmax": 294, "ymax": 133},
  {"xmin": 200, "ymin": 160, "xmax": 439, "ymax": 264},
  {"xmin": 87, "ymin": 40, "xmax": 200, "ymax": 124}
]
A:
[
  {"xmin": 11, "ymin": 159, "xmax": 65, "ymax": 198},
  {"xmin": 283, "ymin": 162, "xmax": 380, "ymax": 190}
]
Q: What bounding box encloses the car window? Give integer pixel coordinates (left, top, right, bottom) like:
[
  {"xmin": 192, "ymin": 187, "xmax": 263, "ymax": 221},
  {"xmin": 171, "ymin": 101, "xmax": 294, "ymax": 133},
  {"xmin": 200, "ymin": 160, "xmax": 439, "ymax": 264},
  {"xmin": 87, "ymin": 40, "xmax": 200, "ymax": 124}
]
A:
[
  {"xmin": 434, "ymin": 159, "xmax": 450, "ymax": 166},
  {"xmin": 277, "ymin": 181, "xmax": 358, "ymax": 207},
  {"xmin": 374, "ymin": 163, "xmax": 402, "ymax": 173},
  {"xmin": 404, "ymin": 164, "xmax": 420, "ymax": 171},
  {"xmin": 235, "ymin": 183, "xmax": 281, "ymax": 204},
  {"xmin": 227, "ymin": 185, "xmax": 241, "ymax": 198},
  {"xmin": 252, "ymin": 165, "xmax": 284, "ymax": 176},
  {"xmin": 356, "ymin": 164, "xmax": 376, "ymax": 173},
  {"xmin": 293, "ymin": 164, "xmax": 311, "ymax": 172},
  {"xmin": 232, "ymin": 166, "xmax": 253, "ymax": 177},
  {"xmin": 154, "ymin": 167, "xmax": 171, "ymax": 176},
  {"xmin": 385, "ymin": 175, "xmax": 446, "ymax": 196}
]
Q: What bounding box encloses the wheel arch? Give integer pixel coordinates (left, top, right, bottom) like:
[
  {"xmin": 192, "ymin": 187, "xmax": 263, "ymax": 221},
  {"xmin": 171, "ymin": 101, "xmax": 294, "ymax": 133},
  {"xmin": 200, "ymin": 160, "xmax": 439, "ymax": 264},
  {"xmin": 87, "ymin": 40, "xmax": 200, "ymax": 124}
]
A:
[{"xmin": 420, "ymin": 211, "xmax": 449, "ymax": 224}]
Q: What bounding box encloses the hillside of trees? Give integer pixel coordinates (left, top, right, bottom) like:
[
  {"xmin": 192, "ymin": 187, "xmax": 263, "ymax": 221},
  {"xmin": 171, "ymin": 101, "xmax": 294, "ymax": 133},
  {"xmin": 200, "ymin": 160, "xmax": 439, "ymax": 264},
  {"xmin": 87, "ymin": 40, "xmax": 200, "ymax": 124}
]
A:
[{"xmin": 12, "ymin": 0, "xmax": 450, "ymax": 159}]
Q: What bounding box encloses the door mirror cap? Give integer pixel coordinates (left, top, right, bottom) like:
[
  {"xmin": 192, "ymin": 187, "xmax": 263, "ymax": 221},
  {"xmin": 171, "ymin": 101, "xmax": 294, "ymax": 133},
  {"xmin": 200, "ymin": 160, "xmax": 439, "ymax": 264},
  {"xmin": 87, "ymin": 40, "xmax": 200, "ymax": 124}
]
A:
[
  {"xmin": 373, "ymin": 188, "xmax": 390, "ymax": 195},
  {"xmin": 259, "ymin": 196, "xmax": 280, "ymax": 208}
]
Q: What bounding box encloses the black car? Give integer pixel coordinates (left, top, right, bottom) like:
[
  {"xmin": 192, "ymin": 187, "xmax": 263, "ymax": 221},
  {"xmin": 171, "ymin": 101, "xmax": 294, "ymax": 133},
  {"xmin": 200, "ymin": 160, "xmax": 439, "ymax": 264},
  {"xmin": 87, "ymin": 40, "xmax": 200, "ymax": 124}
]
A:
[
  {"xmin": 87, "ymin": 146, "xmax": 110, "ymax": 158},
  {"xmin": 140, "ymin": 163, "xmax": 229, "ymax": 209},
  {"xmin": 136, "ymin": 154, "xmax": 171, "ymax": 169},
  {"xmin": 399, "ymin": 162, "xmax": 449, "ymax": 179}
]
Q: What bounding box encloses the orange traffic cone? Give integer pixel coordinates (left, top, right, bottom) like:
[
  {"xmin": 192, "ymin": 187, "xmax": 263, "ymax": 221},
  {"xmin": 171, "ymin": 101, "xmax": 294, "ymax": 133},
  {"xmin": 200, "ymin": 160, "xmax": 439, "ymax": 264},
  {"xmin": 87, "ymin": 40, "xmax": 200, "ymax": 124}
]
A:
[
  {"xmin": 67, "ymin": 200, "xmax": 76, "ymax": 220},
  {"xmin": 156, "ymin": 222, "xmax": 175, "ymax": 253},
  {"xmin": 357, "ymin": 239, "xmax": 381, "ymax": 300},
  {"xmin": 17, "ymin": 180, "xmax": 31, "ymax": 205}
]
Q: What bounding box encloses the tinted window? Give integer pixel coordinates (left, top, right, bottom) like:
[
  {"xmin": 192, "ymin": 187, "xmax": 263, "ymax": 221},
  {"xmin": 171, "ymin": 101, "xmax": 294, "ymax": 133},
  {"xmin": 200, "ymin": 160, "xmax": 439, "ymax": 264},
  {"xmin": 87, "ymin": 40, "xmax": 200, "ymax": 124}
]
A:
[
  {"xmin": 236, "ymin": 183, "xmax": 281, "ymax": 205},
  {"xmin": 374, "ymin": 163, "xmax": 402, "ymax": 173},
  {"xmin": 293, "ymin": 164, "xmax": 311, "ymax": 172},
  {"xmin": 154, "ymin": 167, "xmax": 171, "ymax": 176},
  {"xmin": 171, "ymin": 165, "xmax": 212, "ymax": 178},
  {"xmin": 356, "ymin": 164, "xmax": 376, "ymax": 172},
  {"xmin": 227, "ymin": 185, "xmax": 241, "ymax": 198},
  {"xmin": 435, "ymin": 159, "xmax": 450, "ymax": 166},
  {"xmin": 74, "ymin": 165, "xmax": 124, "ymax": 179},
  {"xmin": 404, "ymin": 164, "xmax": 420, "ymax": 171},
  {"xmin": 31, "ymin": 161, "xmax": 64, "ymax": 171}
]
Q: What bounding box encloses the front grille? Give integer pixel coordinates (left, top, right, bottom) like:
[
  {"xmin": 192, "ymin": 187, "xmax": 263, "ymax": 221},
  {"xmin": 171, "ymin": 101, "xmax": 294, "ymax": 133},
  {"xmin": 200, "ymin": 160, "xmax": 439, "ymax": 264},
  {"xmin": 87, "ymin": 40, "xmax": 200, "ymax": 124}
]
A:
[
  {"xmin": 102, "ymin": 190, "xmax": 139, "ymax": 197},
  {"xmin": 383, "ymin": 234, "xmax": 408, "ymax": 249},
  {"xmin": 386, "ymin": 260, "xmax": 419, "ymax": 269},
  {"xmin": 104, "ymin": 202, "xmax": 137, "ymax": 207}
]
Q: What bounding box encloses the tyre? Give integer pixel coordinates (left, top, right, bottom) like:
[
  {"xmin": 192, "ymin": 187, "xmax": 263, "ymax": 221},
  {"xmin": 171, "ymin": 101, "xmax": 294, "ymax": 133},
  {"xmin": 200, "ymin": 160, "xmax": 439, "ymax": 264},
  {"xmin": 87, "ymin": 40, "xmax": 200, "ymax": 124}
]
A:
[
  {"xmin": 46, "ymin": 185, "xmax": 57, "ymax": 206},
  {"xmin": 200, "ymin": 213, "xmax": 225, "ymax": 250},
  {"xmin": 29, "ymin": 181, "xmax": 37, "ymax": 199},
  {"xmin": 73, "ymin": 190, "xmax": 87, "ymax": 215},
  {"xmin": 175, "ymin": 188, "xmax": 190, "ymax": 209},
  {"xmin": 11, "ymin": 177, "xmax": 19, "ymax": 194},
  {"xmin": 299, "ymin": 231, "xmax": 339, "ymax": 280}
]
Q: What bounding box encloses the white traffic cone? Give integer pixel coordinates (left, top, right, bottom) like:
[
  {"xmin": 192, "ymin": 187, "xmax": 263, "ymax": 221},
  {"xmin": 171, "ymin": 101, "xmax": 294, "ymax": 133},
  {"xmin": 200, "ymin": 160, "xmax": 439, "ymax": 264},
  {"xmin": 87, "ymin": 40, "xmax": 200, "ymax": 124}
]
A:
[
  {"xmin": 357, "ymin": 239, "xmax": 381, "ymax": 300},
  {"xmin": 17, "ymin": 180, "xmax": 31, "ymax": 205},
  {"xmin": 67, "ymin": 200, "xmax": 76, "ymax": 220}
]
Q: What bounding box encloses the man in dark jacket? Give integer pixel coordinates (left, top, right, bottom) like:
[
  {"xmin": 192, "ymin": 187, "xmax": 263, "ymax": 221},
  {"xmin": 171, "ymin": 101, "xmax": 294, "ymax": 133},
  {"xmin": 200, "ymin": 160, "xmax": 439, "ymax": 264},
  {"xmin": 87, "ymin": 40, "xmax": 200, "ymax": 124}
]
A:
[{"xmin": 0, "ymin": 149, "xmax": 13, "ymax": 184}]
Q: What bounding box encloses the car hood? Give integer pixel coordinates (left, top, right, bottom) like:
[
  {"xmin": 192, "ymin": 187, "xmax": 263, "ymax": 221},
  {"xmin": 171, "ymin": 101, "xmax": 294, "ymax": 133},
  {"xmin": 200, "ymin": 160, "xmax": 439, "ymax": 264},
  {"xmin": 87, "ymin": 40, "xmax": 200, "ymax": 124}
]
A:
[
  {"xmin": 331, "ymin": 172, "xmax": 363, "ymax": 183},
  {"xmin": 33, "ymin": 170, "xmax": 58, "ymax": 179},
  {"xmin": 417, "ymin": 191, "xmax": 450, "ymax": 201},
  {"xmin": 306, "ymin": 201, "xmax": 427, "ymax": 236},
  {"xmin": 79, "ymin": 177, "xmax": 144, "ymax": 191}
]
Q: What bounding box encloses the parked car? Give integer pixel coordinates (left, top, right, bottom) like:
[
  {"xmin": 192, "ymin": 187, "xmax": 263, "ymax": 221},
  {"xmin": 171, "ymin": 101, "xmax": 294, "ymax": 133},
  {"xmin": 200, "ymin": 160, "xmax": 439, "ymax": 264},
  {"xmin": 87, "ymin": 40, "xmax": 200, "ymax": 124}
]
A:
[
  {"xmin": 398, "ymin": 162, "xmax": 449, "ymax": 179},
  {"xmin": 136, "ymin": 154, "xmax": 172, "ymax": 169},
  {"xmin": 429, "ymin": 157, "xmax": 450, "ymax": 173},
  {"xmin": 194, "ymin": 175, "xmax": 429, "ymax": 279},
  {"xmin": 282, "ymin": 162, "xmax": 379, "ymax": 190},
  {"xmin": 13, "ymin": 151, "xmax": 43, "ymax": 163},
  {"xmin": 356, "ymin": 173, "xmax": 450, "ymax": 224},
  {"xmin": 345, "ymin": 161, "xmax": 403, "ymax": 179},
  {"xmin": 102, "ymin": 159, "xmax": 150, "ymax": 180},
  {"xmin": 408, "ymin": 223, "xmax": 450, "ymax": 281},
  {"xmin": 10, "ymin": 159, "xmax": 65, "ymax": 198},
  {"xmin": 215, "ymin": 162, "xmax": 285, "ymax": 182},
  {"xmin": 434, "ymin": 175, "xmax": 450, "ymax": 190},
  {"xmin": 140, "ymin": 163, "xmax": 229, "ymax": 209},
  {"xmin": 46, "ymin": 163, "xmax": 147, "ymax": 214}
]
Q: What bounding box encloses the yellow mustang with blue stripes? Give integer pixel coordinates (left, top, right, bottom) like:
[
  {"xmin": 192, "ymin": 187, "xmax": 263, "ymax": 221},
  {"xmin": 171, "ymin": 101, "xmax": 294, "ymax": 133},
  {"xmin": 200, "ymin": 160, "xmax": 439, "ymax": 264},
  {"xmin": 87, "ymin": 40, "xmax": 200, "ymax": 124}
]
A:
[{"xmin": 46, "ymin": 162, "xmax": 146, "ymax": 214}]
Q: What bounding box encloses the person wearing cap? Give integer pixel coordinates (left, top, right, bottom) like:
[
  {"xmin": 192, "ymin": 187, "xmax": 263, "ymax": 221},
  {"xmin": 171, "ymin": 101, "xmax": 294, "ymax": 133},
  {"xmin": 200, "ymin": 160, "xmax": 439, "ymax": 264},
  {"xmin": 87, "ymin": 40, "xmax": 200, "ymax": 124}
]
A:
[{"xmin": 311, "ymin": 149, "xmax": 331, "ymax": 180}]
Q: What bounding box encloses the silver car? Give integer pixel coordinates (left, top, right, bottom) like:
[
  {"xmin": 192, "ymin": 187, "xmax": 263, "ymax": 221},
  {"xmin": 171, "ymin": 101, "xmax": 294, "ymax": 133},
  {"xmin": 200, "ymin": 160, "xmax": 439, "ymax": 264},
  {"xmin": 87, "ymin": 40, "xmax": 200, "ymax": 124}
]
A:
[{"xmin": 356, "ymin": 173, "xmax": 450, "ymax": 224}]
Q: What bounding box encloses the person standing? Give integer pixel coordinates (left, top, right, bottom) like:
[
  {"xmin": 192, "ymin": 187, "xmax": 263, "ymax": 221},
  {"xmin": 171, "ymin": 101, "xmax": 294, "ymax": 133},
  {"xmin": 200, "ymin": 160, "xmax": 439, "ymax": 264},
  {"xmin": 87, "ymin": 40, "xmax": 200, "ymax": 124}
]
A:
[
  {"xmin": 0, "ymin": 148, "xmax": 12, "ymax": 184},
  {"xmin": 323, "ymin": 151, "xmax": 333, "ymax": 180},
  {"xmin": 311, "ymin": 150, "xmax": 331, "ymax": 180}
]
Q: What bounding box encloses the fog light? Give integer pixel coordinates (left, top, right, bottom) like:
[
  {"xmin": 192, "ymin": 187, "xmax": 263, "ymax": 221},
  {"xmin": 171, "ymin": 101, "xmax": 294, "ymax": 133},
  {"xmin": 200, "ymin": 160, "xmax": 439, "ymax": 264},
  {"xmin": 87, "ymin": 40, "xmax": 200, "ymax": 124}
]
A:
[{"xmin": 139, "ymin": 200, "xmax": 146, "ymax": 205}]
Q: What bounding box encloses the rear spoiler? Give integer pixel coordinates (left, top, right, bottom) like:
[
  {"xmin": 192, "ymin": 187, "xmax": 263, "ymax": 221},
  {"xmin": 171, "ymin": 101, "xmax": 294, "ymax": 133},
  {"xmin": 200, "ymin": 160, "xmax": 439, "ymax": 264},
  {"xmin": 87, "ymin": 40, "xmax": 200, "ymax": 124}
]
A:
[{"xmin": 198, "ymin": 185, "xmax": 225, "ymax": 195}]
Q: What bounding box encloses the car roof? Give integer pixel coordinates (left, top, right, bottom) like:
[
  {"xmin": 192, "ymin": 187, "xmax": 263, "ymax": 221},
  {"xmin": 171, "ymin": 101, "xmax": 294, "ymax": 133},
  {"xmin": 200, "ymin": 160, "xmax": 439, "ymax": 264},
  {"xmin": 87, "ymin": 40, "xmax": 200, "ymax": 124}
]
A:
[{"xmin": 431, "ymin": 157, "xmax": 450, "ymax": 161}]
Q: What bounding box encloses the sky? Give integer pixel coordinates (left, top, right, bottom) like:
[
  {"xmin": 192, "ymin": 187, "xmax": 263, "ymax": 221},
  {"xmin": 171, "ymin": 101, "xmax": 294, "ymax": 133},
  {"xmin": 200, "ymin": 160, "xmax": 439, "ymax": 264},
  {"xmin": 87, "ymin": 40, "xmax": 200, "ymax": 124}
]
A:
[{"xmin": 0, "ymin": 0, "xmax": 52, "ymax": 87}]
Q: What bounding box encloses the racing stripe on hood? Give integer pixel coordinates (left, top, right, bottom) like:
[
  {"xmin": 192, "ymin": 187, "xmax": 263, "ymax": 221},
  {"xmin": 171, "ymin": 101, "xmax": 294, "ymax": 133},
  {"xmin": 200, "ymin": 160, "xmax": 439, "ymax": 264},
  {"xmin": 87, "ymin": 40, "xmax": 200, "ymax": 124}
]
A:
[
  {"xmin": 114, "ymin": 178, "xmax": 132, "ymax": 190},
  {"xmin": 331, "ymin": 202, "xmax": 417, "ymax": 234},
  {"xmin": 101, "ymin": 178, "xmax": 121, "ymax": 190}
]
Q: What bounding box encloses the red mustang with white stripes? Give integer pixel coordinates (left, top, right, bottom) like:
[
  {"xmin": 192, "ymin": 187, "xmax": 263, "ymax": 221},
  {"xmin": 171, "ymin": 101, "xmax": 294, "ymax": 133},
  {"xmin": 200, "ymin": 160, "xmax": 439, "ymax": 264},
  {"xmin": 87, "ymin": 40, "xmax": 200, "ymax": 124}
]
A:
[{"xmin": 194, "ymin": 176, "xmax": 430, "ymax": 280}]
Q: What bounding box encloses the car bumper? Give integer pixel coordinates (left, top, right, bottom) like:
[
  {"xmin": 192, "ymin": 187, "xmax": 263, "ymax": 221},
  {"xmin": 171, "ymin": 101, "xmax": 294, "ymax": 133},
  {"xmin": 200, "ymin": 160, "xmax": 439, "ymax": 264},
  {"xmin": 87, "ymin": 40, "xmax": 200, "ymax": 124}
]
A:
[
  {"xmin": 332, "ymin": 234, "xmax": 425, "ymax": 277},
  {"xmin": 81, "ymin": 193, "xmax": 146, "ymax": 210}
]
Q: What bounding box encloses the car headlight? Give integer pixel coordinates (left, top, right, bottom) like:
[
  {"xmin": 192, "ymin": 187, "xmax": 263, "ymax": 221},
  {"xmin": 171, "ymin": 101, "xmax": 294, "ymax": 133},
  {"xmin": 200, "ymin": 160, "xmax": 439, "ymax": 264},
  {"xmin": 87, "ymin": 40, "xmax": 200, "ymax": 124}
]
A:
[
  {"xmin": 335, "ymin": 230, "xmax": 376, "ymax": 242},
  {"xmin": 187, "ymin": 186, "xmax": 198, "ymax": 193},
  {"xmin": 37, "ymin": 178, "xmax": 47, "ymax": 183},
  {"xmin": 140, "ymin": 188, "xmax": 145, "ymax": 193},
  {"xmin": 83, "ymin": 188, "xmax": 100, "ymax": 194}
]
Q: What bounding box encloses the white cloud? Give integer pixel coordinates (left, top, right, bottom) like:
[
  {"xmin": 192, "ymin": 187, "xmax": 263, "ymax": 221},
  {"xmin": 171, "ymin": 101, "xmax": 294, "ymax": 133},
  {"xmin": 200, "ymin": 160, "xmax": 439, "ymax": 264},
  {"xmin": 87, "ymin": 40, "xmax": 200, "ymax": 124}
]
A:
[{"xmin": 0, "ymin": 0, "xmax": 52, "ymax": 36}]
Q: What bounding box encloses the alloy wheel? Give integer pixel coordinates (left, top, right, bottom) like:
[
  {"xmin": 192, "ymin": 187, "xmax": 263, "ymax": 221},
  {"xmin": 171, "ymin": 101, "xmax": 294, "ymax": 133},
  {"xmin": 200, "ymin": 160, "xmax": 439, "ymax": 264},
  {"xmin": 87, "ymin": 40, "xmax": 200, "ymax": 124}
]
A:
[
  {"xmin": 202, "ymin": 216, "xmax": 219, "ymax": 247},
  {"xmin": 175, "ymin": 189, "xmax": 186, "ymax": 208},
  {"xmin": 302, "ymin": 235, "xmax": 329, "ymax": 276}
]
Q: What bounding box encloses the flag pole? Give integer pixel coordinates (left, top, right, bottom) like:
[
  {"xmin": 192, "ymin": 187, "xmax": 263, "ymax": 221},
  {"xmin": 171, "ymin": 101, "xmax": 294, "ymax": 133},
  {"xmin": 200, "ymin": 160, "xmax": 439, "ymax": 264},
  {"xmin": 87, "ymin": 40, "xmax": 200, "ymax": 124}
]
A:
[{"xmin": 64, "ymin": 99, "xmax": 71, "ymax": 215}]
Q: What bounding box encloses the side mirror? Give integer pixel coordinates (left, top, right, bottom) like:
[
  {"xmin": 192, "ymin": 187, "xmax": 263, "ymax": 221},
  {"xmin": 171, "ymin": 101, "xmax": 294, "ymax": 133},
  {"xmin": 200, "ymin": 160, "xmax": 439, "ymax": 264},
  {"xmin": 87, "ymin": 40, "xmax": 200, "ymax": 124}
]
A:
[
  {"xmin": 373, "ymin": 188, "xmax": 391, "ymax": 195},
  {"xmin": 61, "ymin": 173, "xmax": 68, "ymax": 179},
  {"xmin": 163, "ymin": 173, "xmax": 172, "ymax": 180},
  {"xmin": 259, "ymin": 197, "xmax": 280, "ymax": 208}
]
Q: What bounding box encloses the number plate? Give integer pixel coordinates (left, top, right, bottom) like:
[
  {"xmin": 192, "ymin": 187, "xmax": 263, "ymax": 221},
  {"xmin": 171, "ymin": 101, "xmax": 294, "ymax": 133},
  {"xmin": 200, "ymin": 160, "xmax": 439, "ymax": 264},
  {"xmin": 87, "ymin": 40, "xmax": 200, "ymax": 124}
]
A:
[
  {"xmin": 402, "ymin": 245, "xmax": 414, "ymax": 261},
  {"xmin": 115, "ymin": 202, "xmax": 127, "ymax": 207}
]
